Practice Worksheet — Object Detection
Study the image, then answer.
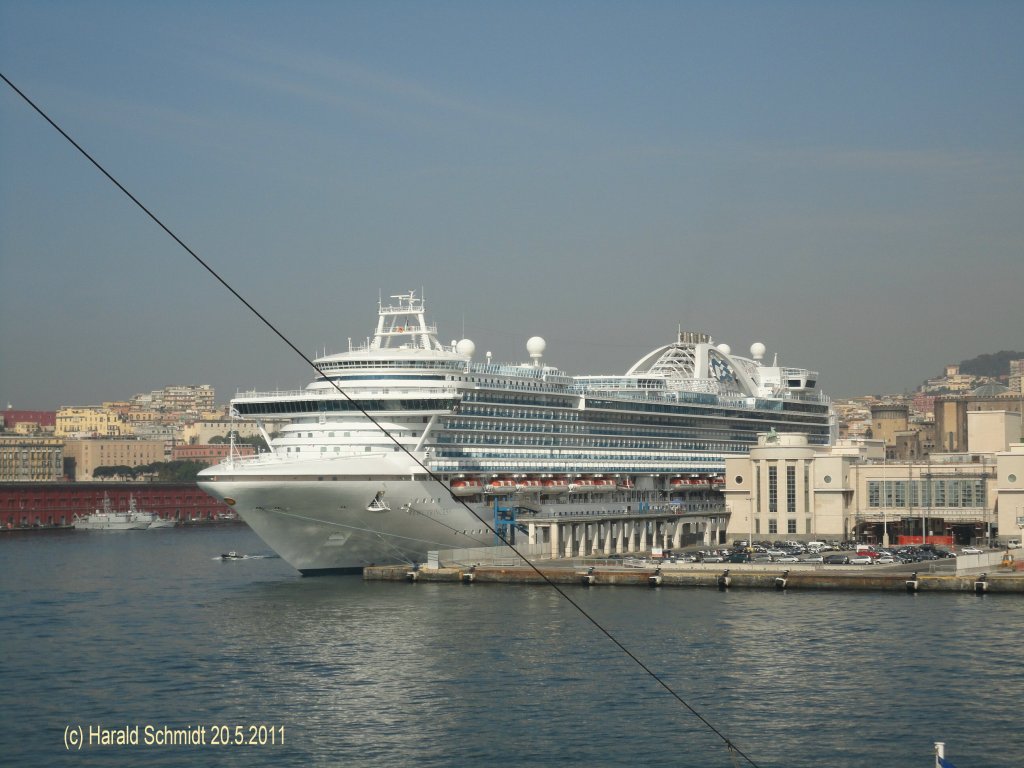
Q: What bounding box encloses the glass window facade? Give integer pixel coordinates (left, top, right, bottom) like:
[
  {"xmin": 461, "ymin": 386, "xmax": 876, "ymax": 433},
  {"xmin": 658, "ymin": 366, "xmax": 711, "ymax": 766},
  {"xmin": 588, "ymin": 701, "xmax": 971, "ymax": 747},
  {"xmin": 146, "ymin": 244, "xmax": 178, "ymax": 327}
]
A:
[{"xmin": 868, "ymin": 478, "xmax": 987, "ymax": 509}]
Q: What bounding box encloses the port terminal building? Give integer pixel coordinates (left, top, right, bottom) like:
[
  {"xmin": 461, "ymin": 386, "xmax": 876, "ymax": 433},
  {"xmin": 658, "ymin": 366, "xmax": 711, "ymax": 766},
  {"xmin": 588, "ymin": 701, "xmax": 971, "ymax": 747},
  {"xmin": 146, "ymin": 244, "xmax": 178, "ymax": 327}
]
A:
[{"xmin": 724, "ymin": 410, "xmax": 1024, "ymax": 547}]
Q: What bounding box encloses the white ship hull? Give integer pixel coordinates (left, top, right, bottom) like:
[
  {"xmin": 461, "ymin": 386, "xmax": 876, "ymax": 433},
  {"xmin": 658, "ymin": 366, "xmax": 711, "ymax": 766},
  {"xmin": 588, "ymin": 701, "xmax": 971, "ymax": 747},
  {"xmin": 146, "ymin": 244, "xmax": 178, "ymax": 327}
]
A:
[{"xmin": 199, "ymin": 456, "xmax": 494, "ymax": 573}]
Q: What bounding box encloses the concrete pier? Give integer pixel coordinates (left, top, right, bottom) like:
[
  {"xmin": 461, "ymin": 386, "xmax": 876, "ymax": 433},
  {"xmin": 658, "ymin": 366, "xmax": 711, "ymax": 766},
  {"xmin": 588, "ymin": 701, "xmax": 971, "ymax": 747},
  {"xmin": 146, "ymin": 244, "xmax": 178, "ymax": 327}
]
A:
[{"xmin": 364, "ymin": 564, "xmax": 1024, "ymax": 593}]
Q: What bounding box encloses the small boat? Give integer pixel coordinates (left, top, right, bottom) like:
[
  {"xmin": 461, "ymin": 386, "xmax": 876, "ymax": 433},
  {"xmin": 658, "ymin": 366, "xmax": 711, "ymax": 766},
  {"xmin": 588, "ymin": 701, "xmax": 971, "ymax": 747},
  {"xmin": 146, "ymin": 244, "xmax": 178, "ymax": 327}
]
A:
[{"xmin": 221, "ymin": 551, "xmax": 245, "ymax": 560}]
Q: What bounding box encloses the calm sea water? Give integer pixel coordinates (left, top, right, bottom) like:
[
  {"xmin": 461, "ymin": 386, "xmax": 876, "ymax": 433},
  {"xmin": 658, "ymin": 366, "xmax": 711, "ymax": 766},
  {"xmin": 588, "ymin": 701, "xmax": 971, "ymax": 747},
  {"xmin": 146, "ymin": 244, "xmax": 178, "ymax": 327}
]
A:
[{"xmin": 1, "ymin": 526, "xmax": 1021, "ymax": 768}]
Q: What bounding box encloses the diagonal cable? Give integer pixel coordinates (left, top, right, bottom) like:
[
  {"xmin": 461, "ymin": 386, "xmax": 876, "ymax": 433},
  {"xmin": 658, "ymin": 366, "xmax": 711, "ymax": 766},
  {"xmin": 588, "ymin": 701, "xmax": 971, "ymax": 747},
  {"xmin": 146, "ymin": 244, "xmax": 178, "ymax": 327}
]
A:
[{"xmin": 1, "ymin": 70, "xmax": 762, "ymax": 768}]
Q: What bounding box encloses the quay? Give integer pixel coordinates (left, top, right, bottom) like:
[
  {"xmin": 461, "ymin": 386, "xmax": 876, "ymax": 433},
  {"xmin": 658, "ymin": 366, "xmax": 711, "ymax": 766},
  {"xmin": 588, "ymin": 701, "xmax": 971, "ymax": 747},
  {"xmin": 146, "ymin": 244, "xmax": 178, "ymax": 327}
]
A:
[{"xmin": 364, "ymin": 563, "xmax": 1024, "ymax": 594}]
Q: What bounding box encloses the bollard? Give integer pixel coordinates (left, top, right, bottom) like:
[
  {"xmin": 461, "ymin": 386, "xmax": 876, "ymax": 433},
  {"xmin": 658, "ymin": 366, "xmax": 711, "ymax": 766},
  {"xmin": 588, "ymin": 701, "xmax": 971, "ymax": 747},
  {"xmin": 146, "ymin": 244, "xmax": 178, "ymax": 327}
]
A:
[
  {"xmin": 974, "ymin": 573, "xmax": 988, "ymax": 594},
  {"xmin": 582, "ymin": 566, "xmax": 595, "ymax": 586},
  {"xmin": 774, "ymin": 569, "xmax": 790, "ymax": 591},
  {"xmin": 717, "ymin": 569, "xmax": 731, "ymax": 590},
  {"xmin": 461, "ymin": 571, "xmax": 476, "ymax": 583},
  {"xmin": 648, "ymin": 567, "xmax": 662, "ymax": 587},
  {"xmin": 905, "ymin": 571, "xmax": 919, "ymax": 593},
  {"xmin": 406, "ymin": 570, "xmax": 419, "ymax": 582}
]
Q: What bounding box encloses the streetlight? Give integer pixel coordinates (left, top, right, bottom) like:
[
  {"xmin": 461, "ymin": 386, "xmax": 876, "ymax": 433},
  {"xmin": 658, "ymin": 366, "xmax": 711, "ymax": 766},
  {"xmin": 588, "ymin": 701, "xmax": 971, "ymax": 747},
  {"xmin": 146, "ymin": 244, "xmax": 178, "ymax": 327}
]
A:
[
  {"xmin": 881, "ymin": 456, "xmax": 889, "ymax": 549},
  {"xmin": 749, "ymin": 496, "xmax": 755, "ymax": 550}
]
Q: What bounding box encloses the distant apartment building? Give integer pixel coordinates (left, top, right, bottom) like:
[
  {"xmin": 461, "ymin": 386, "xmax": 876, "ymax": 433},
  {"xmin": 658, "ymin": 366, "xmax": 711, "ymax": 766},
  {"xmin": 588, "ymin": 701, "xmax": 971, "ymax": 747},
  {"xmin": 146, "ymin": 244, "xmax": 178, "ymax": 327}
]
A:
[
  {"xmin": 2, "ymin": 409, "xmax": 56, "ymax": 433},
  {"xmin": 63, "ymin": 439, "xmax": 168, "ymax": 481},
  {"xmin": 140, "ymin": 385, "xmax": 215, "ymax": 412},
  {"xmin": 178, "ymin": 419, "xmax": 269, "ymax": 445},
  {"xmin": 172, "ymin": 444, "xmax": 256, "ymax": 466},
  {"xmin": 55, "ymin": 406, "xmax": 128, "ymax": 438},
  {"xmin": 130, "ymin": 422, "xmax": 181, "ymax": 442},
  {"xmin": 1011, "ymin": 359, "xmax": 1024, "ymax": 394},
  {"xmin": 0, "ymin": 435, "xmax": 64, "ymax": 481},
  {"xmin": 934, "ymin": 387, "xmax": 1024, "ymax": 453},
  {"xmin": 923, "ymin": 364, "xmax": 979, "ymax": 394},
  {"xmin": 911, "ymin": 393, "xmax": 936, "ymax": 418}
]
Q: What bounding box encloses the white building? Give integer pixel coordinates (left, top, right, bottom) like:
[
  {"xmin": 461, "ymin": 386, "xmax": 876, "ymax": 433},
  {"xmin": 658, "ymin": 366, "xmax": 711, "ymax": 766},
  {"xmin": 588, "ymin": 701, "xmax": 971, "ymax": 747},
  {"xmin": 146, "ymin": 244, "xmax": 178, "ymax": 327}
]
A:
[{"xmin": 724, "ymin": 425, "xmax": 1021, "ymax": 547}]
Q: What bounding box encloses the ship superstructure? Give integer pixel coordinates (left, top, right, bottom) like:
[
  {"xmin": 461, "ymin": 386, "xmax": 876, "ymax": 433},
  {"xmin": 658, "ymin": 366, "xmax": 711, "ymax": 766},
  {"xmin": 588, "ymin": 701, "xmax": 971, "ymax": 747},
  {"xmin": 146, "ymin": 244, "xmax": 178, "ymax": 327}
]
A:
[{"xmin": 198, "ymin": 291, "xmax": 832, "ymax": 573}]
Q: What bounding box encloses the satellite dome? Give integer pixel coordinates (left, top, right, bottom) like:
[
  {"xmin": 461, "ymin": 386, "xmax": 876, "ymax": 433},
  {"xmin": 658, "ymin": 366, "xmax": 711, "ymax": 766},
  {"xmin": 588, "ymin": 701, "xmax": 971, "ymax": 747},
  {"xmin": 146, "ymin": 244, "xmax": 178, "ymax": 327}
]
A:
[
  {"xmin": 716, "ymin": 343, "xmax": 731, "ymax": 356},
  {"xmin": 527, "ymin": 336, "xmax": 546, "ymax": 367},
  {"xmin": 750, "ymin": 342, "xmax": 766, "ymax": 361},
  {"xmin": 455, "ymin": 339, "xmax": 476, "ymax": 357},
  {"xmin": 526, "ymin": 336, "xmax": 546, "ymax": 356}
]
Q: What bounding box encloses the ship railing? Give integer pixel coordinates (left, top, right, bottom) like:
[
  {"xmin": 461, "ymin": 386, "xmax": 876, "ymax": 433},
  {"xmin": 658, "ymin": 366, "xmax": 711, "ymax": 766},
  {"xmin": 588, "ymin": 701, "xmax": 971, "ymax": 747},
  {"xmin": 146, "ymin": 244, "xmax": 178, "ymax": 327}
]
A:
[
  {"xmin": 232, "ymin": 387, "xmax": 461, "ymax": 401},
  {"xmin": 430, "ymin": 460, "xmax": 728, "ymax": 474}
]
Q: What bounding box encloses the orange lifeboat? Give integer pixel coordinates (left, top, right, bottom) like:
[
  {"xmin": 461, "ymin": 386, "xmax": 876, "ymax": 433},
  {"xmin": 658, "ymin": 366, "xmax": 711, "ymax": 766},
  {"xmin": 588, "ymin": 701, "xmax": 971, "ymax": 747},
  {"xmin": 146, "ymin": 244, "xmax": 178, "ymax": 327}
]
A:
[
  {"xmin": 517, "ymin": 480, "xmax": 543, "ymax": 493},
  {"xmin": 485, "ymin": 479, "xmax": 518, "ymax": 493},
  {"xmin": 670, "ymin": 478, "xmax": 686, "ymax": 488},
  {"xmin": 542, "ymin": 478, "xmax": 570, "ymax": 493},
  {"xmin": 450, "ymin": 479, "xmax": 483, "ymax": 497},
  {"xmin": 591, "ymin": 479, "xmax": 616, "ymax": 492}
]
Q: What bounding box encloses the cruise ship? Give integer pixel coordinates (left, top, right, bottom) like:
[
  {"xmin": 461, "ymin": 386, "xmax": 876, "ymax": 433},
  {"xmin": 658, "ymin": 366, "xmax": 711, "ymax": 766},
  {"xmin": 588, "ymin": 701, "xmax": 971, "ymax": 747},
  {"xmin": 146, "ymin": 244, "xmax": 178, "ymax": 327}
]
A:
[{"xmin": 197, "ymin": 291, "xmax": 832, "ymax": 574}]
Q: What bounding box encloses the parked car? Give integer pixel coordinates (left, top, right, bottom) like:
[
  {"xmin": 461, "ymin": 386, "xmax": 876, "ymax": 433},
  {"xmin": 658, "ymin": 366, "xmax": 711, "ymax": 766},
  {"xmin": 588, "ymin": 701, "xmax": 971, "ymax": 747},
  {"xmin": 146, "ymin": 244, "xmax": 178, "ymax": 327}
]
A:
[
  {"xmin": 875, "ymin": 555, "xmax": 897, "ymax": 564},
  {"xmin": 701, "ymin": 554, "xmax": 725, "ymax": 563},
  {"xmin": 849, "ymin": 554, "xmax": 875, "ymax": 565},
  {"xmin": 774, "ymin": 555, "xmax": 800, "ymax": 563},
  {"xmin": 799, "ymin": 554, "xmax": 824, "ymax": 563},
  {"xmin": 823, "ymin": 554, "xmax": 850, "ymax": 565},
  {"xmin": 960, "ymin": 547, "xmax": 984, "ymax": 555},
  {"xmin": 727, "ymin": 552, "xmax": 751, "ymax": 563}
]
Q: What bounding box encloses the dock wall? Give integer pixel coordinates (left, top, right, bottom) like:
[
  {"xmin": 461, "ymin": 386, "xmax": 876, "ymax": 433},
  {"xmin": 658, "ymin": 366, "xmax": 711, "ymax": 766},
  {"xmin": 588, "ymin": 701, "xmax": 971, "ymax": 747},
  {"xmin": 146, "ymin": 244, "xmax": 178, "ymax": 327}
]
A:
[{"xmin": 365, "ymin": 564, "xmax": 1024, "ymax": 593}]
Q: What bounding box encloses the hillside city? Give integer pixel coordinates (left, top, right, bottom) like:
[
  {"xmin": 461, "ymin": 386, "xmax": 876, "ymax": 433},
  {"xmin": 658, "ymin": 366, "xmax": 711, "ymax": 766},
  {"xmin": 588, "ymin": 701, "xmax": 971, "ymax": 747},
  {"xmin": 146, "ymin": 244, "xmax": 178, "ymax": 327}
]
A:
[{"xmin": 3, "ymin": 358, "xmax": 1023, "ymax": 483}]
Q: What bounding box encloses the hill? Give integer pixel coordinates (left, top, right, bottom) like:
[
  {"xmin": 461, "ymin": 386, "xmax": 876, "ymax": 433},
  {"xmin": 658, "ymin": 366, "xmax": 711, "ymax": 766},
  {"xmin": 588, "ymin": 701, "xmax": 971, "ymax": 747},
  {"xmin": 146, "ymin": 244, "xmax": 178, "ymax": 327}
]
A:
[{"xmin": 958, "ymin": 351, "xmax": 1024, "ymax": 378}]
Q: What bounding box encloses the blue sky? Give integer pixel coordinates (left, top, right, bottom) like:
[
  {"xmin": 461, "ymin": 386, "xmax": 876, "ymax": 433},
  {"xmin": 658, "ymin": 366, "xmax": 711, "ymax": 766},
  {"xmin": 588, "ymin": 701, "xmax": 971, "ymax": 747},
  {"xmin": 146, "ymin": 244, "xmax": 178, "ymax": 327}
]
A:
[{"xmin": 2, "ymin": 1, "xmax": 1022, "ymax": 409}]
